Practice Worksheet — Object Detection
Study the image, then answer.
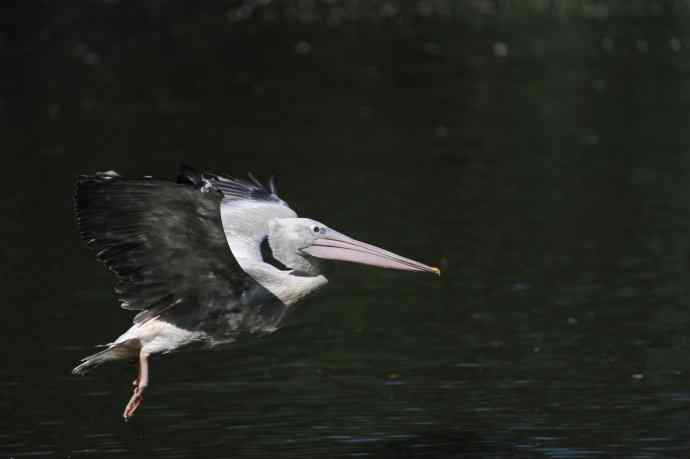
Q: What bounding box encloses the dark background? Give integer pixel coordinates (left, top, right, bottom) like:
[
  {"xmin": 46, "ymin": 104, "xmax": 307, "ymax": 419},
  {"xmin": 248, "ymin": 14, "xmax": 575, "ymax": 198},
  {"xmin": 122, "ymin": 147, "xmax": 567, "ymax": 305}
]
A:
[{"xmin": 3, "ymin": 0, "xmax": 690, "ymax": 457}]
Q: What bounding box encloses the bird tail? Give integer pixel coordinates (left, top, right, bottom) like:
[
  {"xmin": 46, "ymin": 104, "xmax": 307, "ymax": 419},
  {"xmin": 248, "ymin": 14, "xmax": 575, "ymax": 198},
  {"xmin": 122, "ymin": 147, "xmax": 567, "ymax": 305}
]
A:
[{"xmin": 72, "ymin": 341, "xmax": 138, "ymax": 375}]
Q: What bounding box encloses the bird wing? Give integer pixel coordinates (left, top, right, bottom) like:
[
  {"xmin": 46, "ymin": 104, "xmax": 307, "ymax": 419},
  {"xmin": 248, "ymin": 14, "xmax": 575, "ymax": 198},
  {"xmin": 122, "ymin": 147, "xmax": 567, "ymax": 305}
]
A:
[{"xmin": 75, "ymin": 169, "xmax": 264, "ymax": 324}]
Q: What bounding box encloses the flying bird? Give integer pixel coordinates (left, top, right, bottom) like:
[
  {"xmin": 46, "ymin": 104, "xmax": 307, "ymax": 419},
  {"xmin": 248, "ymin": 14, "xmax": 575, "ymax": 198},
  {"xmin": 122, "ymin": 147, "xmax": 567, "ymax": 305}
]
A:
[{"xmin": 72, "ymin": 166, "xmax": 440, "ymax": 419}]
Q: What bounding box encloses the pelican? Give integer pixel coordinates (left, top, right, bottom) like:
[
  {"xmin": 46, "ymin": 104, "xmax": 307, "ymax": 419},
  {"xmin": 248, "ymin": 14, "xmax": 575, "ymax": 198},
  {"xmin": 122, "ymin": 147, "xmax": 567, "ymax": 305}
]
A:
[{"xmin": 72, "ymin": 166, "xmax": 440, "ymax": 419}]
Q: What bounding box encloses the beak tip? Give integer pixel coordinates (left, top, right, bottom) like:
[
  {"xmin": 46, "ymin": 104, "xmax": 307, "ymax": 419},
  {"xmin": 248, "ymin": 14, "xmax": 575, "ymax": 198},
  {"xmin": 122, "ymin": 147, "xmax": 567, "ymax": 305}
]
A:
[{"xmin": 431, "ymin": 267, "xmax": 441, "ymax": 276}]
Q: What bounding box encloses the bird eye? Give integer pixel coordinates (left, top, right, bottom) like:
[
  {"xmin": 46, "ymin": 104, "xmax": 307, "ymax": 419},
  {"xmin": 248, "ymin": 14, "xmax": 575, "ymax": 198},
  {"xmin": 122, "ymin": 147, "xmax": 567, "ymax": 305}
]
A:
[{"xmin": 312, "ymin": 226, "xmax": 321, "ymax": 233}]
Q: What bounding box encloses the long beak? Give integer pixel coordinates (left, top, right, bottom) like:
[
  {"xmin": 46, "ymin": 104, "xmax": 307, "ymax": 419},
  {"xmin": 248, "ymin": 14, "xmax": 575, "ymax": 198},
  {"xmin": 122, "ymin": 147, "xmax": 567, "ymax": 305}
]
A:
[{"xmin": 301, "ymin": 229, "xmax": 441, "ymax": 275}]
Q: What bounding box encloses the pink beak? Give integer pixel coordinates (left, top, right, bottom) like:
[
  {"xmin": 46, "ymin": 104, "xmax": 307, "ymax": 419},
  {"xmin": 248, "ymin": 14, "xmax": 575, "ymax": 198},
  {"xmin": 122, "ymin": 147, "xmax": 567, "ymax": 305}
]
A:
[{"xmin": 301, "ymin": 229, "xmax": 440, "ymax": 275}]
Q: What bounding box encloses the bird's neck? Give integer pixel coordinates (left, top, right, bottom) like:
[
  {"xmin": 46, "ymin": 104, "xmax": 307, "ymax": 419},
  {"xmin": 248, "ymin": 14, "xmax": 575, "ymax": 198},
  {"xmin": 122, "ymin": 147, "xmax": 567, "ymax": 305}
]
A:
[
  {"xmin": 245, "ymin": 264, "xmax": 328, "ymax": 306},
  {"xmin": 266, "ymin": 236, "xmax": 323, "ymax": 276}
]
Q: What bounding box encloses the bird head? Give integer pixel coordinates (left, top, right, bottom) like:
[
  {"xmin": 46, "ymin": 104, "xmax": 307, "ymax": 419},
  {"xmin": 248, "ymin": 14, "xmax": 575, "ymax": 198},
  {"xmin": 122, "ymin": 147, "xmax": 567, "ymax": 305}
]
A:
[{"xmin": 267, "ymin": 217, "xmax": 440, "ymax": 277}]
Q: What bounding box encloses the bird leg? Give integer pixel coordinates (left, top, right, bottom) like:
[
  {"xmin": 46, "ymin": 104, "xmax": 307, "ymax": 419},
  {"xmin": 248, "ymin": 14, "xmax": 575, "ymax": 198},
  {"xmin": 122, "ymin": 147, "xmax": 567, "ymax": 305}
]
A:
[{"xmin": 123, "ymin": 351, "xmax": 150, "ymax": 420}]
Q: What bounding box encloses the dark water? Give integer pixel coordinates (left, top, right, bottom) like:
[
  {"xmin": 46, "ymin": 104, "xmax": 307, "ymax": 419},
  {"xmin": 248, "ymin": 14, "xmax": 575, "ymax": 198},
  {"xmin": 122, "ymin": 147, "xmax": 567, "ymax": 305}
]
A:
[{"xmin": 4, "ymin": 2, "xmax": 690, "ymax": 457}]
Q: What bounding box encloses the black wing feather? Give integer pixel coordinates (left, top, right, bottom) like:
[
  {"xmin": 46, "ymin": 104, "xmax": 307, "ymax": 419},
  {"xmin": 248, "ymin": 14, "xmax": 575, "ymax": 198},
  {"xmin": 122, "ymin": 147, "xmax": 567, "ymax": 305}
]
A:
[
  {"xmin": 75, "ymin": 173, "xmax": 254, "ymax": 321},
  {"xmin": 177, "ymin": 165, "xmax": 285, "ymax": 203}
]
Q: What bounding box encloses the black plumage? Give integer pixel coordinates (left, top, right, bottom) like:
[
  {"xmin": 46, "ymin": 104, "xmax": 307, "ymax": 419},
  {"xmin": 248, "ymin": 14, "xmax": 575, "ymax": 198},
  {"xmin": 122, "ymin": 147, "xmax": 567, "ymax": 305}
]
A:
[
  {"xmin": 177, "ymin": 164, "xmax": 284, "ymax": 203},
  {"xmin": 75, "ymin": 171, "xmax": 256, "ymax": 324}
]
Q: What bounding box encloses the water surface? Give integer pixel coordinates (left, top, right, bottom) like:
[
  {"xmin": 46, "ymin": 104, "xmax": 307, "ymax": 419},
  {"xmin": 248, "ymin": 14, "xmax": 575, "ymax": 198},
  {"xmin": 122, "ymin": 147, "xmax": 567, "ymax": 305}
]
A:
[{"xmin": 3, "ymin": 3, "xmax": 690, "ymax": 457}]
